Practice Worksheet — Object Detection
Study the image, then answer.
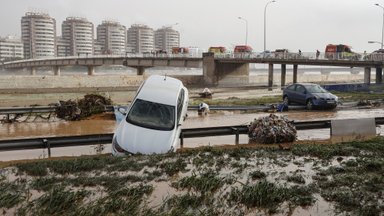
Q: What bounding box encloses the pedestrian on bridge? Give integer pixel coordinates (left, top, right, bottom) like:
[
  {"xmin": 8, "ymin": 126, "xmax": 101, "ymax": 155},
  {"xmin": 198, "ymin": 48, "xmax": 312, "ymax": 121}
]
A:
[{"xmin": 316, "ymin": 50, "xmax": 320, "ymax": 59}]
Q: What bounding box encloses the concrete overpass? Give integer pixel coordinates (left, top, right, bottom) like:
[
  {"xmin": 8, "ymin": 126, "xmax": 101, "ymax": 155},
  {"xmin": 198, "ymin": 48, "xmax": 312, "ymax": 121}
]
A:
[
  {"xmin": 2, "ymin": 53, "xmax": 384, "ymax": 87},
  {"xmin": 1, "ymin": 55, "xmax": 203, "ymax": 76}
]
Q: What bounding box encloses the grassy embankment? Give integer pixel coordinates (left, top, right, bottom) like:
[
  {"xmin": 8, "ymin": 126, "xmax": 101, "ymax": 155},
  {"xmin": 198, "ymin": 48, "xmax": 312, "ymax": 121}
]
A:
[{"xmin": 1, "ymin": 137, "xmax": 383, "ymax": 215}]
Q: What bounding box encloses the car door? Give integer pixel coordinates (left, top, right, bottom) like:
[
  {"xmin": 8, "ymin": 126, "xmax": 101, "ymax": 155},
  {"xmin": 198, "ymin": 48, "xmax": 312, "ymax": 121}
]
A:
[{"xmin": 294, "ymin": 84, "xmax": 307, "ymax": 105}]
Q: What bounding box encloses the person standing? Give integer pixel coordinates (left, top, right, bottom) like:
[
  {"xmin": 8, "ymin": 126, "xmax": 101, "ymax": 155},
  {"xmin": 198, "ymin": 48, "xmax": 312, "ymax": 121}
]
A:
[{"xmin": 316, "ymin": 50, "xmax": 320, "ymax": 59}]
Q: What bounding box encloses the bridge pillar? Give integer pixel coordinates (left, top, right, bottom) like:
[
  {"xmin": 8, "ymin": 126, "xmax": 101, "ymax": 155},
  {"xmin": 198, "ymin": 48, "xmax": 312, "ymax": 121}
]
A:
[
  {"xmin": 87, "ymin": 66, "xmax": 95, "ymax": 75},
  {"xmin": 281, "ymin": 64, "xmax": 286, "ymax": 88},
  {"xmin": 376, "ymin": 67, "xmax": 382, "ymax": 84},
  {"xmin": 364, "ymin": 67, "xmax": 371, "ymax": 84},
  {"xmin": 137, "ymin": 66, "xmax": 145, "ymax": 75},
  {"xmin": 202, "ymin": 52, "xmax": 217, "ymax": 85},
  {"xmin": 293, "ymin": 64, "xmax": 298, "ymax": 83},
  {"xmin": 53, "ymin": 66, "xmax": 61, "ymax": 76},
  {"xmin": 30, "ymin": 67, "xmax": 36, "ymax": 75},
  {"xmin": 268, "ymin": 63, "xmax": 273, "ymax": 90}
]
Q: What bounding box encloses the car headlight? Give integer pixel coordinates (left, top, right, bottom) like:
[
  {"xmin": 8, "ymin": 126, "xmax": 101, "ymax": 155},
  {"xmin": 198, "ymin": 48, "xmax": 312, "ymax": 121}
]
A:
[{"xmin": 112, "ymin": 136, "xmax": 126, "ymax": 153}]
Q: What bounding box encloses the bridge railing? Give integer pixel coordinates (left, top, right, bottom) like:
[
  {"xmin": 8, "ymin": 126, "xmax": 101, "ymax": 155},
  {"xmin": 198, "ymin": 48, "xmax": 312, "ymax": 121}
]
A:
[
  {"xmin": 3, "ymin": 52, "xmax": 384, "ymax": 66},
  {"xmin": 213, "ymin": 51, "xmax": 384, "ymax": 62},
  {"xmin": 2, "ymin": 53, "xmax": 202, "ymax": 65}
]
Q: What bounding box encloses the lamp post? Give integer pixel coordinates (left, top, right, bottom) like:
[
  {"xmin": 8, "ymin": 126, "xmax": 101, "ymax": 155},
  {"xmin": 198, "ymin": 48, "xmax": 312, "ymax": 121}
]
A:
[
  {"xmin": 375, "ymin": 3, "xmax": 384, "ymax": 49},
  {"xmin": 368, "ymin": 40, "xmax": 383, "ymax": 48},
  {"xmin": 238, "ymin": 17, "xmax": 248, "ymax": 45},
  {"xmin": 264, "ymin": 0, "xmax": 276, "ymax": 52}
]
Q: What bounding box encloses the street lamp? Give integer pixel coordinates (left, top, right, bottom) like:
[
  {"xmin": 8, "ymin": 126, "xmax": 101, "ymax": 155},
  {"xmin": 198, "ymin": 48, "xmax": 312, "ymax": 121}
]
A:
[
  {"xmin": 264, "ymin": 0, "xmax": 276, "ymax": 52},
  {"xmin": 375, "ymin": 3, "xmax": 384, "ymax": 49},
  {"xmin": 238, "ymin": 17, "xmax": 248, "ymax": 45},
  {"xmin": 368, "ymin": 40, "xmax": 383, "ymax": 48}
]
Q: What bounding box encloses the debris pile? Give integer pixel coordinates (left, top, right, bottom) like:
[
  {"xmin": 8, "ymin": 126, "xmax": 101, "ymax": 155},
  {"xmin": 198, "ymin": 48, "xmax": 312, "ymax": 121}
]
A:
[
  {"xmin": 198, "ymin": 88, "xmax": 213, "ymax": 98},
  {"xmin": 248, "ymin": 114, "xmax": 297, "ymax": 144},
  {"xmin": 55, "ymin": 94, "xmax": 112, "ymax": 121},
  {"xmin": 356, "ymin": 100, "xmax": 381, "ymax": 107}
]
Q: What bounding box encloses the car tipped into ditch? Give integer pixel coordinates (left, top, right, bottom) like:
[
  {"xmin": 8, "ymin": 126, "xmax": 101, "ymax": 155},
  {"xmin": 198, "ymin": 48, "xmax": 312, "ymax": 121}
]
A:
[{"xmin": 112, "ymin": 75, "xmax": 189, "ymax": 155}]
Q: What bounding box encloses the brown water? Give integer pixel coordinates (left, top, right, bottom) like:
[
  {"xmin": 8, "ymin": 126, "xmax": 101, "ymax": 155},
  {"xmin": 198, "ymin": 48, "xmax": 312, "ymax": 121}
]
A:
[{"xmin": 1, "ymin": 108, "xmax": 384, "ymax": 161}]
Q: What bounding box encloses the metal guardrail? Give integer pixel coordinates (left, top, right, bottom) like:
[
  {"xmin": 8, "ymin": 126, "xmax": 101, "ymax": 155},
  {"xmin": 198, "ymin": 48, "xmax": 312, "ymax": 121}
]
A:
[
  {"xmin": 0, "ymin": 105, "xmax": 307, "ymax": 115},
  {"xmin": 0, "ymin": 106, "xmax": 56, "ymax": 114},
  {"xmin": 3, "ymin": 118, "xmax": 384, "ymax": 156}
]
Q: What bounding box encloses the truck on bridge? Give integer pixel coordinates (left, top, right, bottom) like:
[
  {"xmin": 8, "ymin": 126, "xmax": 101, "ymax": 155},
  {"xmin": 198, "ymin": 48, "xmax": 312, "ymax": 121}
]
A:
[
  {"xmin": 208, "ymin": 46, "xmax": 227, "ymax": 54},
  {"xmin": 234, "ymin": 45, "xmax": 253, "ymax": 53},
  {"xmin": 325, "ymin": 44, "xmax": 361, "ymax": 60},
  {"xmin": 172, "ymin": 47, "xmax": 189, "ymax": 54}
]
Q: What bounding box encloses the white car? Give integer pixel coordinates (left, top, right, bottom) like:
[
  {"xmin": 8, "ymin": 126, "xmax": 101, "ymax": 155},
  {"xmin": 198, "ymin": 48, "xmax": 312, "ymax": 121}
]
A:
[{"xmin": 112, "ymin": 75, "xmax": 189, "ymax": 155}]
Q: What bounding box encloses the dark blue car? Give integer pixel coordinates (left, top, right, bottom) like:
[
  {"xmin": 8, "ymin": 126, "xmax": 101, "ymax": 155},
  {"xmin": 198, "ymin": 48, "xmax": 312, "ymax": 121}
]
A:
[{"xmin": 282, "ymin": 83, "xmax": 338, "ymax": 110}]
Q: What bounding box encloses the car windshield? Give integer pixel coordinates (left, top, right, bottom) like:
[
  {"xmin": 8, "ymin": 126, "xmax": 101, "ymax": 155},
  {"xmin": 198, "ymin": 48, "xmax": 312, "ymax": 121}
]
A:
[
  {"xmin": 306, "ymin": 85, "xmax": 328, "ymax": 93},
  {"xmin": 126, "ymin": 99, "xmax": 175, "ymax": 131}
]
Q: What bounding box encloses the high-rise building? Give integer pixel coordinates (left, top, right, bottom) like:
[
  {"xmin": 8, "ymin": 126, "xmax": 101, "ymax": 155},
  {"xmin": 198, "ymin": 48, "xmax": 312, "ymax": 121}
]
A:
[
  {"xmin": 97, "ymin": 20, "xmax": 126, "ymax": 55},
  {"xmin": 127, "ymin": 24, "xmax": 154, "ymax": 53},
  {"xmin": 93, "ymin": 39, "xmax": 103, "ymax": 56},
  {"xmin": 56, "ymin": 36, "xmax": 68, "ymax": 57},
  {"xmin": 21, "ymin": 11, "xmax": 56, "ymax": 59},
  {"xmin": 0, "ymin": 36, "xmax": 24, "ymax": 61},
  {"xmin": 155, "ymin": 27, "xmax": 180, "ymax": 53},
  {"xmin": 62, "ymin": 17, "xmax": 94, "ymax": 56}
]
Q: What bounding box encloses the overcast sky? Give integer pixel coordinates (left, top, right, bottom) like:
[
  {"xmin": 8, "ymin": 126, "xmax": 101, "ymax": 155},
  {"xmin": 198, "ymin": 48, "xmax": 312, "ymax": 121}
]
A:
[{"xmin": 0, "ymin": 0, "xmax": 383, "ymax": 53}]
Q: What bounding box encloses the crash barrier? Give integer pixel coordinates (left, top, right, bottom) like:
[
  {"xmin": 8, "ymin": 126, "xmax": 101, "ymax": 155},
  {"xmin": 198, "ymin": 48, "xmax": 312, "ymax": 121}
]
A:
[
  {"xmin": 331, "ymin": 118, "xmax": 377, "ymax": 143},
  {"xmin": 322, "ymin": 83, "xmax": 370, "ymax": 92},
  {"xmin": 1, "ymin": 117, "xmax": 383, "ymax": 157},
  {"xmin": 0, "ymin": 105, "xmax": 309, "ymax": 116},
  {"xmin": 0, "ymin": 134, "xmax": 114, "ymax": 157}
]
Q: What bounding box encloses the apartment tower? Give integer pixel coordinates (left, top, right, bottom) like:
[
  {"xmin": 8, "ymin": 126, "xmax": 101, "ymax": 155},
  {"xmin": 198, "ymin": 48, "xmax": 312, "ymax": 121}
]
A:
[
  {"xmin": 127, "ymin": 24, "xmax": 154, "ymax": 53},
  {"xmin": 21, "ymin": 11, "xmax": 56, "ymax": 59},
  {"xmin": 62, "ymin": 17, "xmax": 94, "ymax": 56},
  {"xmin": 97, "ymin": 20, "xmax": 126, "ymax": 55},
  {"xmin": 0, "ymin": 36, "xmax": 24, "ymax": 61},
  {"xmin": 155, "ymin": 27, "xmax": 180, "ymax": 53}
]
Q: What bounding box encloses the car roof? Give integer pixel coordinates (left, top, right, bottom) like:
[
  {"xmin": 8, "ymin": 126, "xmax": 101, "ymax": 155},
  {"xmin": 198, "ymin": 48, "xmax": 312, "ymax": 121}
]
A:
[
  {"xmin": 291, "ymin": 83, "xmax": 318, "ymax": 86},
  {"xmin": 137, "ymin": 75, "xmax": 184, "ymax": 106}
]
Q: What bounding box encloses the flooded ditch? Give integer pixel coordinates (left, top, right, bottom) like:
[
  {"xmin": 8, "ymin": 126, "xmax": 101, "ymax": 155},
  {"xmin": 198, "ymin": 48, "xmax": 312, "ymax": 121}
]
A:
[{"xmin": 1, "ymin": 108, "xmax": 384, "ymax": 161}]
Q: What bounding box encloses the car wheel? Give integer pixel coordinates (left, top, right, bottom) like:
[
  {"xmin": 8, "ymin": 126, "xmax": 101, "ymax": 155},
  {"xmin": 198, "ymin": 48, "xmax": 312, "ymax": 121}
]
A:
[
  {"xmin": 306, "ymin": 99, "xmax": 313, "ymax": 110},
  {"xmin": 283, "ymin": 96, "xmax": 290, "ymax": 105}
]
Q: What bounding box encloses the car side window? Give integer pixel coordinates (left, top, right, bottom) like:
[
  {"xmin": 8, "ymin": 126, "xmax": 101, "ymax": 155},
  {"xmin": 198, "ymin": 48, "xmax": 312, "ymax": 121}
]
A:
[
  {"xmin": 177, "ymin": 89, "xmax": 185, "ymax": 123},
  {"xmin": 287, "ymin": 85, "xmax": 295, "ymax": 91},
  {"xmin": 296, "ymin": 85, "xmax": 306, "ymax": 94}
]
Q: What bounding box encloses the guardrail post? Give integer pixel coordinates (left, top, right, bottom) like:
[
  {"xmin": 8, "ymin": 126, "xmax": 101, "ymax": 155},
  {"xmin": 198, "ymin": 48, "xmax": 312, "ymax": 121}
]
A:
[
  {"xmin": 232, "ymin": 127, "xmax": 239, "ymax": 145},
  {"xmin": 268, "ymin": 63, "xmax": 274, "ymax": 91},
  {"xmin": 42, "ymin": 139, "xmax": 51, "ymax": 158},
  {"xmin": 180, "ymin": 132, "xmax": 184, "ymax": 148}
]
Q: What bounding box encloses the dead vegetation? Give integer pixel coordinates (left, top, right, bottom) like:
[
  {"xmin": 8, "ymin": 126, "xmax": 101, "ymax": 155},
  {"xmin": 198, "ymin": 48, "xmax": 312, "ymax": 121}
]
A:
[{"xmin": 55, "ymin": 94, "xmax": 112, "ymax": 121}]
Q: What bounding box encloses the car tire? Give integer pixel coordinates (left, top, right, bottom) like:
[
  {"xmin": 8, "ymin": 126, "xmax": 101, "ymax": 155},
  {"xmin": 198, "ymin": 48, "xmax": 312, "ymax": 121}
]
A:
[
  {"xmin": 283, "ymin": 96, "xmax": 290, "ymax": 105},
  {"xmin": 306, "ymin": 99, "xmax": 313, "ymax": 110}
]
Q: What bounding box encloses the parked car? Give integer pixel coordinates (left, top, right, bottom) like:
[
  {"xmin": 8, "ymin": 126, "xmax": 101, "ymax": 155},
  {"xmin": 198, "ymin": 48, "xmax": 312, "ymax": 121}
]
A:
[
  {"xmin": 274, "ymin": 49, "xmax": 300, "ymax": 59},
  {"xmin": 282, "ymin": 83, "xmax": 338, "ymax": 110},
  {"xmin": 112, "ymin": 75, "xmax": 189, "ymax": 155},
  {"xmin": 257, "ymin": 50, "xmax": 273, "ymax": 58}
]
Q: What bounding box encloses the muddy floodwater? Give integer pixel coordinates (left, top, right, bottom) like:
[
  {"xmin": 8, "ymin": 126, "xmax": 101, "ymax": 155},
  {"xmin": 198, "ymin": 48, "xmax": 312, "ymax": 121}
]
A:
[{"xmin": 1, "ymin": 108, "xmax": 384, "ymax": 161}]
